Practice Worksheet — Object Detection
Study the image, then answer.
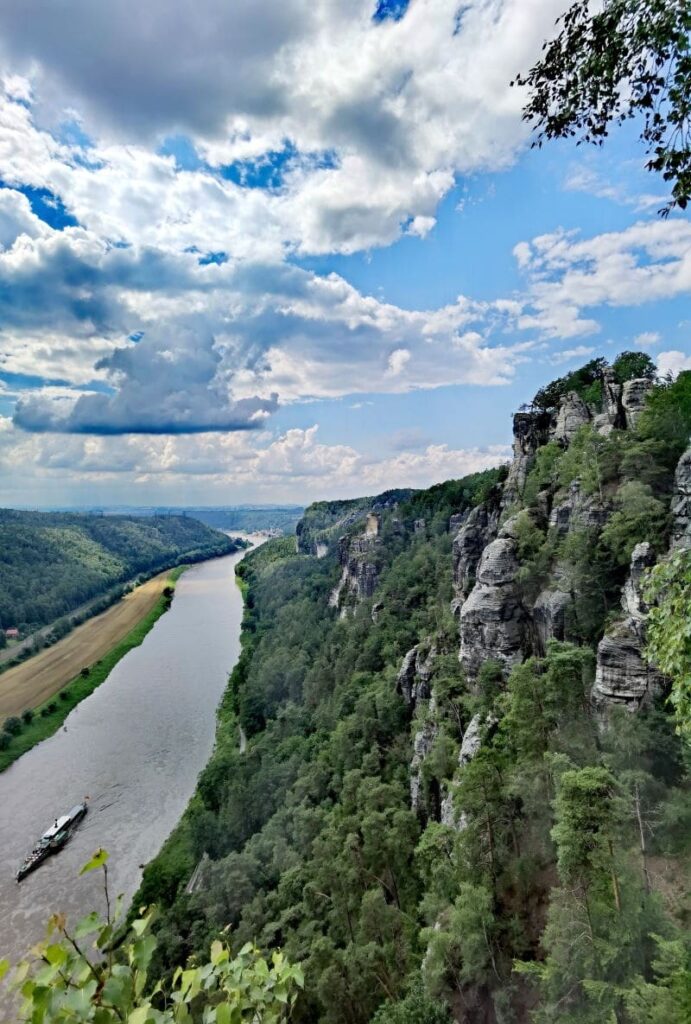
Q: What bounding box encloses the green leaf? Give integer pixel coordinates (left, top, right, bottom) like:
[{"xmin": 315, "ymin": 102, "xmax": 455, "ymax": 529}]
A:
[
  {"xmin": 0, "ymin": 959, "xmax": 10, "ymax": 981},
  {"xmin": 75, "ymin": 911, "xmax": 103, "ymax": 938},
  {"xmin": 216, "ymin": 1004, "xmax": 231, "ymax": 1024},
  {"xmin": 79, "ymin": 848, "xmax": 109, "ymax": 875}
]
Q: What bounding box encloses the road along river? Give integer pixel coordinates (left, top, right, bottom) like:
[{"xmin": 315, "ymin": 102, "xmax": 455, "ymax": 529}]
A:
[{"xmin": 0, "ymin": 544, "xmax": 252, "ymax": 979}]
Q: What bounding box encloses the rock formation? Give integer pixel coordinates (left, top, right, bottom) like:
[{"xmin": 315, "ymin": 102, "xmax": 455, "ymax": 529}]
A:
[
  {"xmin": 548, "ymin": 480, "xmax": 610, "ymax": 535},
  {"xmin": 554, "ymin": 391, "xmax": 591, "ymax": 445},
  {"xmin": 622, "ymin": 377, "xmax": 654, "ymax": 429},
  {"xmin": 459, "ymin": 522, "xmax": 526, "ymax": 682},
  {"xmin": 452, "ymin": 503, "xmax": 499, "ymax": 609},
  {"xmin": 440, "ymin": 712, "xmax": 495, "ymax": 829},
  {"xmin": 592, "ymin": 543, "xmax": 664, "ymax": 712},
  {"xmin": 396, "ymin": 641, "xmax": 436, "ymax": 708},
  {"xmin": 502, "ymin": 410, "xmax": 553, "ymax": 507},
  {"xmin": 593, "ymin": 368, "xmax": 625, "ymax": 435},
  {"xmin": 670, "ymin": 445, "xmax": 691, "ymax": 549},
  {"xmin": 410, "ymin": 706, "xmax": 439, "ymax": 814},
  {"xmin": 329, "ymin": 532, "xmax": 381, "ymax": 616}
]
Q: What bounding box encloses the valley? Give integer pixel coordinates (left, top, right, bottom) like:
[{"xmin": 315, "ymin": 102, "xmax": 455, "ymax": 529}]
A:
[{"xmin": 0, "ymin": 546, "xmax": 251, "ymax": 984}]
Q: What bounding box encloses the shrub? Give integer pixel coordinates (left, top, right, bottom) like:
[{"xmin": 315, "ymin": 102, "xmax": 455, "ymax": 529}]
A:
[
  {"xmin": 60, "ymin": 689, "xmax": 70, "ymax": 701},
  {"xmin": 21, "ymin": 709, "xmax": 33, "ymax": 725},
  {"xmin": 3, "ymin": 716, "xmax": 22, "ymax": 736},
  {"xmin": 0, "ymin": 732, "xmax": 11, "ymax": 750}
]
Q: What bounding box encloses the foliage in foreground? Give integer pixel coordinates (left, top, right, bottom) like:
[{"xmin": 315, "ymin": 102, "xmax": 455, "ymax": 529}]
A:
[
  {"xmin": 0, "ymin": 850, "xmax": 303, "ymax": 1023},
  {"xmin": 516, "ymin": 0, "xmax": 691, "ymax": 214},
  {"xmin": 644, "ymin": 548, "xmax": 691, "ymax": 737}
]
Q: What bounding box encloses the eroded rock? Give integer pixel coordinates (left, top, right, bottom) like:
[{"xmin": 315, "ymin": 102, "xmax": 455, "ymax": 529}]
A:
[
  {"xmin": 671, "ymin": 446, "xmax": 691, "ymax": 550},
  {"xmin": 396, "ymin": 641, "xmax": 436, "ymax": 707},
  {"xmin": 592, "ymin": 542, "xmax": 663, "ymax": 712},
  {"xmin": 459, "ymin": 536, "xmax": 526, "ymax": 682},
  {"xmin": 554, "ymin": 391, "xmax": 591, "ymax": 446},
  {"xmin": 502, "ymin": 410, "xmax": 553, "ymax": 507},
  {"xmin": 622, "ymin": 377, "xmax": 654, "ymax": 429},
  {"xmin": 452, "ymin": 503, "xmax": 499, "ymax": 605}
]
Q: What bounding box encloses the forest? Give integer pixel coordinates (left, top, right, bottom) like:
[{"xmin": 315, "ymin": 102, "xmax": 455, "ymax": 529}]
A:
[
  {"xmin": 134, "ymin": 354, "xmax": 691, "ymax": 1023},
  {"xmin": 0, "ymin": 510, "xmax": 238, "ymax": 637}
]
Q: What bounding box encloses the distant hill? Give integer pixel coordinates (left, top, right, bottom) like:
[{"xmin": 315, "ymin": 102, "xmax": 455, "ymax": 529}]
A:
[
  {"xmin": 179, "ymin": 506, "xmax": 304, "ymax": 534},
  {"xmin": 48, "ymin": 504, "xmax": 305, "ymax": 536},
  {"xmin": 0, "ymin": 510, "xmax": 238, "ymax": 635}
]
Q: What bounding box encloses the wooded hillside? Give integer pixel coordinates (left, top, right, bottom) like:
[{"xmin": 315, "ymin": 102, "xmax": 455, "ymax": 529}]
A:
[
  {"xmin": 137, "ymin": 359, "xmax": 691, "ymax": 1024},
  {"xmin": 0, "ymin": 510, "xmax": 238, "ymax": 635}
]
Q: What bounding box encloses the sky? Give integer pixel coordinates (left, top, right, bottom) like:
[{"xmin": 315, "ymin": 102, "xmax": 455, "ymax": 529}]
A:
[{"xmin": 0, "ymin": 0, "xmax": 690, "ymax": 508}]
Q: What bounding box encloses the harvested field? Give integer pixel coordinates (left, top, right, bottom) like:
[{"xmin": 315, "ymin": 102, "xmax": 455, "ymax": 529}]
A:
[{"xmin": 0, "ymin": 571, "xmax": 171, "ymax": 719}]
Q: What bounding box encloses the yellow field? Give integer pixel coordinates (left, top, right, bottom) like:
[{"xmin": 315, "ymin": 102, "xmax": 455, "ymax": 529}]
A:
[{"xmin": 0, "ymin": 572, "xmax": 171, "ymax": 719}]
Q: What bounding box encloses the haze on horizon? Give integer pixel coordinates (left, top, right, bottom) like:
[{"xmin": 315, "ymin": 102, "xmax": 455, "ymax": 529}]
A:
[{"xmin": 0, "ymin": 0, "xmax": 690, "ymax": 508}]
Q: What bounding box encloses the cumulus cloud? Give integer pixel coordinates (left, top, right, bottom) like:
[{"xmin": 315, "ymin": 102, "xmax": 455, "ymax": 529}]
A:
[
  {"xmin": 0, "ymin": 2, "xmax": 566, "ymax": 257},
  {"xmin": 633, "ymin": 330, "xmax": 661, "ymax": 348},
  {"xmin": 516, "ymin": 221, "xmax": 691, "ymax": 339},
  {"xmin": 0, "ymin": 415, "xmax": 510, "ymax": 503},
  {"xmin": 657, "ymin": 350, "xmax": 691, "ymax": 378}
]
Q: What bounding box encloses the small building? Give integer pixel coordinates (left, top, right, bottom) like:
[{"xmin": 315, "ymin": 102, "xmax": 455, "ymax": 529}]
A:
[{"xmin": 4, "ymin": 627, "xmax": 19, "ymax": 640}]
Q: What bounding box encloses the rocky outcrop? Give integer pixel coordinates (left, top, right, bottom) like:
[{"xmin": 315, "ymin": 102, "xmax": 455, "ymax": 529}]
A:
[
  {"xmin": 533, "ymin": 587, "xmax": 570, "ymax": 654},
  {"xmin": 398, "ymin": 642, "xmax": 439, "ymax": 815},
  {"xmin": 459, "ymin": 523, "xmax": 526, "ymax": 682},
  {"xmin": 593, "ymin": 368, "xmax": 625, "ymax": 435},
  {"xmin": 414, "ymin": 518, "xmax": 426, "ymax": 535},
  {"xmin": 452, "ymin": 503, "xmax": 499, "ymax": 608},
  {"xmin": 502, "ymin": 410, "xmax": 553, "ymax": 507},
  {"xmin": 449, "ymin": 511, "xmax": 467, "ymax": 534},
  {"xmin": 592, "ymin": 542, "xmax": 664, "ymax": 712},
  {"xmin": 554, "ymin": 391, "xmax": 591, "ymax": 445},
  {"xmin": 329, "ymin": 532, "xmax": 381, "ymax": 616},
  {"xmin": 548, "ymin": 480, "xmax": 610, "ymax": 535},
  {"xmin": 622, "ymin": 377, "xmax": 654, "ymax": 429},
  {"xmin": 396, "ymin": 641, "xmax": 436, "ymax": 708},
  {"xmin": 670, "ymin": 445, "xmax": 691, "ymax": 550},
  {"xmin": 440, "ymin": 712, "xmax": 496, "ymax": 829}
]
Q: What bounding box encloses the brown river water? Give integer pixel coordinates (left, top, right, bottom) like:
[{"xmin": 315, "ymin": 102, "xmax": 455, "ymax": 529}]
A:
[{"xmin": 0, "ymin": 545, "xmax": 251, "ymax": 993}]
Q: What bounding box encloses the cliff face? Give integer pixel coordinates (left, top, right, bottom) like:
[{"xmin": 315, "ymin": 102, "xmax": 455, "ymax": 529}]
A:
[
  {"xmin": 454, "ymin": 378, "xmax": 662, "ymax": 697},
  {"xmin": 142, "ymin": 361, "xmax": 690, "ymax": 1024}
]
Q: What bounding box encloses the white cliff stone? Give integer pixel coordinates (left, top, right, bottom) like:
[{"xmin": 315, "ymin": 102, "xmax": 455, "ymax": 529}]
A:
[
  {"xmin": 622, "ymin": 377, "xmax": 654, "ymax": 429},
  {"xmin": 396, "ymin": 642, "xmax": 436, "ymax": 707},
  {"xmin": 592, "ymin": 542, "xmax": 663, "ymax": 713},
  {"xmin": 459, "ymin": 535, "xmax": 526, "ymax": 682},
  {"xmin": 554, "ymin": 391, "xmax": 591, "ymax": 445},
  {"xmin": 410, "ymin": 719, "xmax": 439, "ymax": 813},
  {"xmin": 452, "ymin": 503, "xmax": 499, "ymax": 605},
  {"xmin": 533, "ymin": 588, "xmax": 571, "ymax": 654}
]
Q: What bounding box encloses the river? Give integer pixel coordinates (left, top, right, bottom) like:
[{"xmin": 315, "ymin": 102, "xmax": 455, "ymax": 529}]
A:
[{"xmin": 0, "ymin": 545, "xmax": 251, "ymax": 981}]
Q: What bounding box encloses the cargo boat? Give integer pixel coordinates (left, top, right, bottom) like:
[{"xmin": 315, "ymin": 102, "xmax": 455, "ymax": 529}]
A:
[{"xmin": 16, "ymin": 803, "xmax": 88, "ymax": 882}]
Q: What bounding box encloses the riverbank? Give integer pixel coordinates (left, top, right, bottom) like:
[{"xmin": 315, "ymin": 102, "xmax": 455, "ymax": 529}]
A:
[
  {"xmin": 0, "ymin": 549, "xmax": 248, "ymax": 976},
  {"xmin": 0, "ymin": 567, "xmax": 185, "ymax": 773}
]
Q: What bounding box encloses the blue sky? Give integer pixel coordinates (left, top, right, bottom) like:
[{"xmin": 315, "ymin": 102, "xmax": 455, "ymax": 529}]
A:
[{"xmin": 0, "ymin": 0, "xmax": 689, "ymax": 507}]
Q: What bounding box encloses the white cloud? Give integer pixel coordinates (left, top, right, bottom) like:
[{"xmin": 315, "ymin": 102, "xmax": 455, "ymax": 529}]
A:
[
  {"xmin": 633, "ymin": 330, "xmax": 661, "ymax": 348},
  {"xmin": 550, "ymin": 345, "xmax": 594, "ymax": 365},
  {"xmin": 0, "ymin": 415, "xmax": 510, "ymax": 503},
  {"xmin": 516, "ymin": 221, "xmax": 691, "ymax": 339},
  {"xmin": 657, "ymin": 350, "xmax": 691, "ymax": 378}
]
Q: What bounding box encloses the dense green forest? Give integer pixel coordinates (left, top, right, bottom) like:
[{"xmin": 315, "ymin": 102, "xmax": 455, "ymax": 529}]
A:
[
  {"xmin": 136, "ymin": 355, "xmax": 691, "ymax": 1024},
  {"xmin": 0, "ymin": 510, "xmax": 239, "ymax": 636}
]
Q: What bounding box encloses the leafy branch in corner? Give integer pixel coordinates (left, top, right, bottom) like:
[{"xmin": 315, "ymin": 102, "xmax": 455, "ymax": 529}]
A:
[{"xmin": 513, "ymin": 0, "xmax": 691, "ymax": 215}]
